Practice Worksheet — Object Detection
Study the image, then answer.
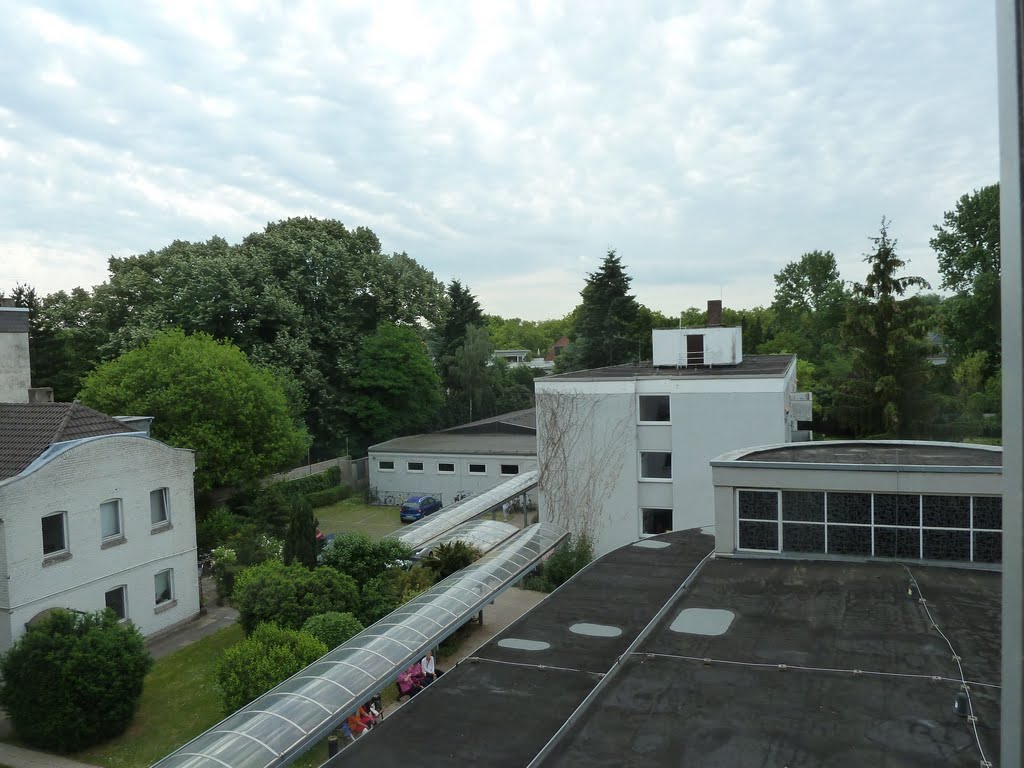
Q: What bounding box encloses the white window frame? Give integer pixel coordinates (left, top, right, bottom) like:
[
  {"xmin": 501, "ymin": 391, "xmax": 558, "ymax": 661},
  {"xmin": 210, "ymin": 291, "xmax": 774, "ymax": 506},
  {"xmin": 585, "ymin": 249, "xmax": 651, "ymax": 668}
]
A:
[
  {"xmin": 407, "ymin": 461, "xmax": 425, "ymax": 473},
  {"xmin": 500, "ymin": 463, "xmax": 520, "ymax": 476},
  {"xmin": 378, "ymin": 459, "xmax": 395, "ymax": 472},
  {"xmin": 437, "ymin": 462, "xmax": 456, "ymax": 474},
  {"xmin": 150, "ymin": 488, "xmax": 170, "ymax": 527},
  {"xmin": 637, "ymin": 394, "xmax": 671, "ymax": 424},
  {"xmin": 105, "ymin": 585, "xmax": 128, "ymax": 621},
  {"xmin": 638, "ymin": 451, "xmax": 672, "ymax": 482},
  {"xmin": 154, "ymin": 569, "xmax": 174, "ymax": 606},
  {"xmin": 41, "ymin": 511, "xmax": 69, "ymax": 557},
  {"xmin": 468, "ymin": 463, "xmax": 487, "ymax": 475},
  {"xmin": 640, "ymin": 507, "xmax": 674, "ymax": 537},
  {"xmin": 100, "ymin": 499, "xmax": 124, "ymax": 541}
]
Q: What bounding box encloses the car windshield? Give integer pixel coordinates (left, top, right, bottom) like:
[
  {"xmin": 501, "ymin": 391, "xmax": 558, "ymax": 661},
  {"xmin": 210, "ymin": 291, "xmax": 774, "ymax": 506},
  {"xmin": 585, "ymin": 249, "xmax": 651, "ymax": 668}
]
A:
[{"xmin": 403, "ymin": 500, "xmax": 421, "ymax": 508}]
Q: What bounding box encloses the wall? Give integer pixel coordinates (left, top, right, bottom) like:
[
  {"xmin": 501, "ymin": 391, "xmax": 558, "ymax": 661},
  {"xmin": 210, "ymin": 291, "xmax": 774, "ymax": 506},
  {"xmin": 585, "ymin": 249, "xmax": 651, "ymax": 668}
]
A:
[
  {"xmin": 369, "ymin": 452, "xmax": 538, "ymax": 507},
  {"xmin": 652, "ymin": 327, "xmax": 743, "ymax": 367},
  {"xmin": 0, "ymin": 435, "xmax": 199, "ymax": 651},
  {"xmin": 0, "ymin": 308, "xmax": 30, "ymax": 403}
]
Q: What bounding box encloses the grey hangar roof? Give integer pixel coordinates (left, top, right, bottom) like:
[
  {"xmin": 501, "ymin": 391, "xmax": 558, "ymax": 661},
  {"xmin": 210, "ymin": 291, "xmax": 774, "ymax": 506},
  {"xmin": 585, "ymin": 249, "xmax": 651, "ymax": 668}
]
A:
[
  {"xmin": 369, "ymin": 431, "xmax": 537, "ymax": 456},
  {"xmin": 333, "ymin": 529, "xmax": 999, "ymax": 767},
  {"xmin": 541, "ymin": 354, "xmax": 795, "ymax": 381}
]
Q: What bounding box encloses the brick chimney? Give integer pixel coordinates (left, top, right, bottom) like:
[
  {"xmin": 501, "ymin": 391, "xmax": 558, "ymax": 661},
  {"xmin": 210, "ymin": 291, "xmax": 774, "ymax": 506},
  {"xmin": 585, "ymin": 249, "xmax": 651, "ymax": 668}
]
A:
[{"xmin": 707, "ymin": 299, "xmax": 723, "ymax": 327}]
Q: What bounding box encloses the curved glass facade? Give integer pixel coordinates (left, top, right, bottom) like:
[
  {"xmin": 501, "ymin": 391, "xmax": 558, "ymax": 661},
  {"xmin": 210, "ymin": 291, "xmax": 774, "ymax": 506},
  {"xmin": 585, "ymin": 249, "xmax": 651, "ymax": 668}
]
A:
[{"xmin": 152, "ymin": 521, "xmax": 565, "ymax": 768}]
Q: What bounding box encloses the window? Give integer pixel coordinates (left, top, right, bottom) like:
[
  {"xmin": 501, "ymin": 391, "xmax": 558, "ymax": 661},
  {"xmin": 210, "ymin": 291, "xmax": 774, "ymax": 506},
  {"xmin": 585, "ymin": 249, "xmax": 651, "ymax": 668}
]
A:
[
  {"xmin": 408, "ymin": 461, "xmax": 424, "ymax": 472},
  {"xmin": 154, "ymin": 570, "xmax": 174, "ymax": 606},
  {"xmin": 638, "ymin": 395, "xmax": 670, "ymax": 423},
  {"xmin": 500, "ymin": 464, "xmax": 520, "ymax": 475},
  {"xmin": 438, "ymin": 462, "xmax": 455, "ymax": 473},
  {"xmin": 42, "ymin": 512, "xmax": 68, "ymax": 556},
  {"xmin": 469, "ymin": 463, "xmax": 486, "ymax": 474},
  {"xmin": 100, "ymin": 499, "xmax": 123, "ymax": 540},
  {"xmin": 639, "ymin": 451, "xmax": 672, "ymax": 480},
  {"xmin": 736, "ymin": 490, "xmax": 780, "ymax": 552},
  {"xmin": 642, "ymin": 508, "xmax": 673, "ymax": 535},
  {"xmin": 379, "ymin": 460, "xmax": 395, "ymax": 471},
  {"xmin": 105, "ymin": 586, "xmax": 127, "ymax": 621},
  {"xmin": 151, "ymin": 488, "xmax": 170, "ymax": 526}
]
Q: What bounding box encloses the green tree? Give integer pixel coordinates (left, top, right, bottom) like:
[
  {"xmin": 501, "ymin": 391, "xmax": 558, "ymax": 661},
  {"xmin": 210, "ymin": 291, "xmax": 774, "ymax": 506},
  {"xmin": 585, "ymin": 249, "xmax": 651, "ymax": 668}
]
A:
[
  {"xmin": 233, "ymin": 560, "xmax": 359, "ymax": 634},
  {"xmin": 78, "ymin": 329, "xmax": 310, "ymax": 494},
  {"xmin": 317, "ymin": 532, "xmax": 414, "ymax": 585},
  {"xmin": 449, "ymin": 324, "xmax": 495, "ymax": 420},
  {"xmin": 437, "ymin": 280, "xmax": 485, "ymax": 384},
  {"xmin": 216, "ymin": 623, "xmax": 327, "ymax": 712},
  {"xmin": 769, "ymin": 250, "xmax": 850, "ymax": 360},
  {"xmin": 357, "ymin": 567, "xmax": 435, "ymax": 625},
  {"xmin": 930, "ymin": 183, "xmax": 1000, "ymax": 370},
  {"xmin": 0, "ymin": 609, "xmax": 152, "ymax": 752},
  {"xmin": 301, "ymin": 612, "xmax": 365, "ymax": 649},
  {"xmin": 420, "ymin": 541, "xmax": 482, "ymax": 582},
  {"xmin": 346, "ymin": 323, "xmax": 443, "ymax": 448},
  {"xmin": 838, "ymin": 219, "xmax": 932, "ymax": 436},
  {"xmin": 282, "ymin": 495, "xmax": 319, "ymax": 568},
  {"xmin": 571, "ymin": 250, "xmax": 641, "ymax": 370}
]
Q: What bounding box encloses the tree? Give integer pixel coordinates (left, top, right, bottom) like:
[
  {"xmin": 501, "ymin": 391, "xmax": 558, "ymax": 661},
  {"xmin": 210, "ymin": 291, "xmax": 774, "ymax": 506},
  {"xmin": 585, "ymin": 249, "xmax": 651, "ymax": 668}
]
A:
[
  {"xmin": 78, "ymin": 329, "xmax": 310, "ymax": 494},
  {"xmin": 233, "ymin": 560, "xmax": 360, "ymax": 634},
  {"xmin": 838, "ymin": 219, "xmax": 932, "ymax": 436},
  {"xmin": 420, "ymin": 541, "xmax": 482, "ymax": 582},
  {"xmin": 449, "ymin": 324, "xmax": 495, "ymax": 420},
  {"xmin": 437, "ymin": 280, "xmax": 485, "ymax": 384},
  {"xmin": 317, "ymin": 532, "xmax": 414, "ymax": 586},
  {"xmin": 301, "ymin": 612, "xmax": 365, "ymax": 649},
  {"xmin": 282, "ymin": 495, "xmax": 319, "ymax": 568},
  {"xmin": 357, "ymin": 567, "xmax": 435, "ymax": 625},
  {"xmin": 930, "ymin": 183, "xmax": 1001, "ymax": 370},
  {"xmin": 571, "ymin": 250, "xmax": 641, "ymax": 370},
  {"xmin": 769, "ymin": 251, "xmax": 850, "ymax": 360},
  {"xmin": 0, "ymin": 609, "xmax": 152, "ymax": 752},
  {"xmin": 216, "ymin": 623, "xmax": 327, "ymax": 712},
  {"xmin": 346, "ymin": 323, "xmax": 443, "ymax": 449}
]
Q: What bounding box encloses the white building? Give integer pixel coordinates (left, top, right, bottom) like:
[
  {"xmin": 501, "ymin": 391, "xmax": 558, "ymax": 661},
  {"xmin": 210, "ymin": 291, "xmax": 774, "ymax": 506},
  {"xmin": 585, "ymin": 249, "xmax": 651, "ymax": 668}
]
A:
[
  {"xmin": 535, "ymin": 301, "xmax": 809, "ymax": 556},
  {"xmin": 0, "ymin": 303, "xmax": 200, "ymax": 651},
  {"xmin": 368, "ymin": 409, "xmax": 538, "ymax": 507}
]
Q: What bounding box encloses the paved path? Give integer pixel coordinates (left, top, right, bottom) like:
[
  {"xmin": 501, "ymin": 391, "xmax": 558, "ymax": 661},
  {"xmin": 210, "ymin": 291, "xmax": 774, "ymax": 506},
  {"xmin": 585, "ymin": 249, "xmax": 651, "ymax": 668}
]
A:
[{"xmin": 0, "ymin": 743, "xmax": 99, "ymax": 768}]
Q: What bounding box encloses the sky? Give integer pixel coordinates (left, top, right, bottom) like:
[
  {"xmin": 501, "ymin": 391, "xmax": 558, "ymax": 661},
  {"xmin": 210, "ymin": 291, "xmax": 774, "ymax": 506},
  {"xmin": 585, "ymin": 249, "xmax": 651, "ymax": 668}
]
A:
[{"xmin": 0, "ymin": 1, "xmax": 998, "ymax": 321}]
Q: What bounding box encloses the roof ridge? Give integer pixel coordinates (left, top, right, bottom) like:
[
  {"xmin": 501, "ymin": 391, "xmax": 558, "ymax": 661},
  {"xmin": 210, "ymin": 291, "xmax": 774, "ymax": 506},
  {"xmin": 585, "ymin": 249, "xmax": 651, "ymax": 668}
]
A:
[{"xmin": 52, "ymin": 400, "xmax": 79, "ymax": 443}]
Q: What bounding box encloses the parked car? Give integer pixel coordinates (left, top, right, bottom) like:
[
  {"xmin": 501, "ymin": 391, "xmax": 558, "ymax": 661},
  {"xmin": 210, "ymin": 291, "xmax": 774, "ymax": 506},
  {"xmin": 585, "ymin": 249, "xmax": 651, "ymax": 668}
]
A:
[{"xmin": 400, "ymin": 495, "xmax": 443, "ymax": 522}]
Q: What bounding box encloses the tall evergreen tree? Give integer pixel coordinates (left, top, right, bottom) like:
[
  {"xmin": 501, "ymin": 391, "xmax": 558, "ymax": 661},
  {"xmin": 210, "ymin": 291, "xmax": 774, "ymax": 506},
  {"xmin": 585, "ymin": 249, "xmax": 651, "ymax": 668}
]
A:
[
  {"xmin": 437, "ymin": 280, "xmax": 485, "ymax": 384},
  {"xmin": 282, "ymin": 496, "xmax": 319, "ymax": 568},
  {"xmin": 571, "ymin": 250, "xmax": 641, "ymax": 370},
  {"xmin": 838, "ymin": 219, "xmax": 931, "ymax": 437}
]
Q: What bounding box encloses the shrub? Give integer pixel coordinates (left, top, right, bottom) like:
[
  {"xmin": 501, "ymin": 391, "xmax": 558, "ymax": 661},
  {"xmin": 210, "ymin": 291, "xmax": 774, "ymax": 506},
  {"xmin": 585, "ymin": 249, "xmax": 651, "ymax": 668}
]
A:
[
  {"xmin": 283, "ymin": 496, "xmax": 319, "ymax": 568},
  {"xmin": 225, "ymin": 522, "xmax": 284, "ymax": 567},
  {"xmin": 357, "ymin": 567, "xmax": 434, "ymax": 625},
  {"xmin": 278, "ymin": 465, "xmax": 341, "ymax": 496},
  {"xmin": 306, "ymin": 485, "xmax": 351, "ymax": 507},
  {"xmin": 301, "ymin": 612, "xmax": 364, "ymax": 648},
  {"xmin": 197, "ymin": 505, "xmax": 242, "ymax": 553},
  {"xmin": 217, "ymin": 623, "xmax": 327, "ymax": 712},
  {"xmin": 525, "ymin": 533, "xmax": 595, "ymax": 593},
  {"xmin": 233, "ymin": 560, "xmax": 359, "ymax": 634},
  {"xmin": 318, "ymin": 532, "xmax": 414, "ymax": 585},
  {"xmin": 211, "ymin": 545, "xmax": 240, "ymax": 600},
  {"xmin": 421, "ymin": 541, "xmax": 482, "ymax": 583},
  {"xmin": 0, "ymin": 609, "xmax": 153, "ymax": 752}
]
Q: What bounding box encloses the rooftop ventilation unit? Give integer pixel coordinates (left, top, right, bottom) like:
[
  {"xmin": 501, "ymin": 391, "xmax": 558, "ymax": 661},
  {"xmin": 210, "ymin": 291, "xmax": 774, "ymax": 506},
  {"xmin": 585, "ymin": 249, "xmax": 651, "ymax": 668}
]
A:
[{"xmin": 652, "ymin": 301, "xmax": 743, "ymax": 367}]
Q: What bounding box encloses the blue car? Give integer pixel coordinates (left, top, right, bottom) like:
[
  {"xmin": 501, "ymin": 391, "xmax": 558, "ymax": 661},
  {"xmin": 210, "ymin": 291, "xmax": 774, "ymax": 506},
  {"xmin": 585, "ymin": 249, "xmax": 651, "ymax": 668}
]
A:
[{"xmin": 400, "ymin": 495, "xmax": 442, "ymax": 522}]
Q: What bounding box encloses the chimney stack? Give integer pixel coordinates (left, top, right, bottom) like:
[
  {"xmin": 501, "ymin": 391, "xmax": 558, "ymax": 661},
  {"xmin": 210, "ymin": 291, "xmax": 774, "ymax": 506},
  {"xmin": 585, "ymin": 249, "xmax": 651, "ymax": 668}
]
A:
[
  {"xmin": 707, "ymin": 299, "xmax": 723, "ymax": 327},
  {"xmin": 0, "ymin": 304, "xmax": 31, "ymax": 402}
]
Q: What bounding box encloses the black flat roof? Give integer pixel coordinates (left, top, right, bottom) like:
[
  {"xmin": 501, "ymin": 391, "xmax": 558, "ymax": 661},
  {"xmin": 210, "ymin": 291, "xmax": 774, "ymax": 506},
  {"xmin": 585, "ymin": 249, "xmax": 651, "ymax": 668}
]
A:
[
  {"xmin": 331, "ymin": 531, "xmax": 1000, "ymax": 767},
  {"xmin": 543, "ymin": 354, "xmax": 794, "ymax": 380},
  {"xmin": 736, "ymin": 441, "xmax": 1002, "ymax": 467}
]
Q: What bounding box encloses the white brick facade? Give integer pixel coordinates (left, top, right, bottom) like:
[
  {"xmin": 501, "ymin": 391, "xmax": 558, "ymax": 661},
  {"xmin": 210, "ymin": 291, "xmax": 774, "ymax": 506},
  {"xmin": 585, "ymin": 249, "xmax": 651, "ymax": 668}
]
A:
[{"xmin": 0, "ymin": 434, "xmax": 199, "ymax": 651}]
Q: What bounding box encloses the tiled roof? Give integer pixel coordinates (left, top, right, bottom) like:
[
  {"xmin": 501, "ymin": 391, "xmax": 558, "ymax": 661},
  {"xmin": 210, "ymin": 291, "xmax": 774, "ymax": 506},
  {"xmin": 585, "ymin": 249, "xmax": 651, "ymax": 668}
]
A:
[{"xmin": 0, "ymin": 402, "xmax": 137, "ymax": 481}]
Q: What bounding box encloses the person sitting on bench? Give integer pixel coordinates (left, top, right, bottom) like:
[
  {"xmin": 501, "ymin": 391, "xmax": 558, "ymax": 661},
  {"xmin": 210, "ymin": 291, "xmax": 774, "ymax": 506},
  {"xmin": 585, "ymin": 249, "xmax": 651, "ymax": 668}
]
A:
[
  {"xmin": 421, "ymin": 650, "xmax": 442, "ymax": 684},
  {"xmin": 396, "ymin": 662, "xmax": 424, "ymax": 700}
]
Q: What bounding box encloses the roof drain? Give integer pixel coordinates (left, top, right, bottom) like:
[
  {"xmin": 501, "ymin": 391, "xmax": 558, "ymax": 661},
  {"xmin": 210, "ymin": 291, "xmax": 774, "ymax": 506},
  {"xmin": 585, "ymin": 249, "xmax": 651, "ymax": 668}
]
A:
[{"xmin": 524, "ymin": 546, "xmax": 715, "ymax": 768}]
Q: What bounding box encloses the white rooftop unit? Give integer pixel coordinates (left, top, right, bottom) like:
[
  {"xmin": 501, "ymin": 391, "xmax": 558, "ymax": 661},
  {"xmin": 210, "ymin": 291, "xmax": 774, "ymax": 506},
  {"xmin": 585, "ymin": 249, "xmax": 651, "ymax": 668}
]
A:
[{"xmin": 652, "ymin": 326, "xmax": 743, "ymax": 367}]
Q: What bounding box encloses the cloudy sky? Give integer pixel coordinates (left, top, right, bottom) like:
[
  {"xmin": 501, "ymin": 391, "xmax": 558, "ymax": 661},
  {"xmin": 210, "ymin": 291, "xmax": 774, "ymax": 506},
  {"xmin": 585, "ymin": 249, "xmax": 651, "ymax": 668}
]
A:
[{"xmin": 0, "ymin": 1, "xmax": 998, "ymax": 321}]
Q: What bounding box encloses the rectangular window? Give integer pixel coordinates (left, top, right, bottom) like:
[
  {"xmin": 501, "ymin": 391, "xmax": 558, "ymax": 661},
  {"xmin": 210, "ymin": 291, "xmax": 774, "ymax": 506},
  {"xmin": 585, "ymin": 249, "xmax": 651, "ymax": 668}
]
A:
[
  {"xmin": 378, "ymin": 460, "xmax": 395, "ymax": 471},
  {"xmin": 641, "ymin": 508, "xmax": 673, "ymax": 535},
  {"xmin": 827, "ymin": 493, "xmax": 871, "ymax": 525},
  {"xmin": 737, "ymin": 490, "xmax": 780, "ymax": 552},
  {"xmin": 469, "ymin": 463, "xmax": 487, "ymax": 474},
  {"xmin": 737, "ymin": 490, "xmax": 779, "ymax": 521},
  {"xmin": 638, "ymin": 395, "xmax": 670, "ymax": 423},
  {"xmin": 105, "ymin": 586, "xmax": 127, "ymax": 621},
  {"xmin": 639, "ymin": 451, "xmax": 672, "ymax": 480},
  {"xmin": 782, "ymin": 491, "xmax": 824, "ymax": 522},
  {"xmin": 922, "ymin": 495, "xmax": 970, "ymax": 529},
  {"xmin": 150, "ymin": 488, "xmax": 170, "ymax": 526},
  {"xmin": 100, "ymin": 499, "xmax": 123, "ymax": 540},
  {"xmin": 973, "ymin": 496, "xmax": 1002, "ymax": 529},
  {"xmin": 42, "ymin": 512, "xmax": 68, "ymax": 556},
  {"xmin": 500, "ymin": 464, "xmax": 520, "ymax": 476},
  {"xmin": 154, "ymin": 570, "xmax": 174, "ymax": 605},
  {"xmin": 407, "ymin": 461, "xmax": 424, "ymax": 472},
  {"xmin": 438, "ymin": 462, "xmax": 455, "ymax": 473},
  {"xmin": 782, "ymin": 523, "xmax": 825, "ymax": 553}
]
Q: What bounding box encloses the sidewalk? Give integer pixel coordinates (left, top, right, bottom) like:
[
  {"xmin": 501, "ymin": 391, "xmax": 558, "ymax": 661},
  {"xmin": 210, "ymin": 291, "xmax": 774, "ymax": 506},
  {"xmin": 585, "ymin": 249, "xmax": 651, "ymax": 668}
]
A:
[{"xmin": 0, "ymin": 743, "xmax": 99, "ymax": 768}]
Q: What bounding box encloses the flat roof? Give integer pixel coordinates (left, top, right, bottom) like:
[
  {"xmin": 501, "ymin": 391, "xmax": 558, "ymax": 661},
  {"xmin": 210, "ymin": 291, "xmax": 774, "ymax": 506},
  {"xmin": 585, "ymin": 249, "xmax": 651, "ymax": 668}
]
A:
[
  {"xmin": 541, "ymin": 354, "xmax": 794, "ymax": 381},
  {"xmin": 334, "ymin": 531, "xmax": 999, "ymax": 767},
  {"xmin": 369, "ymin": 432, "xmax": 536, "ymax": 456},
  {"xmin": 733, "ymin": 440, "xmax": 1002, "ymax": 467}
]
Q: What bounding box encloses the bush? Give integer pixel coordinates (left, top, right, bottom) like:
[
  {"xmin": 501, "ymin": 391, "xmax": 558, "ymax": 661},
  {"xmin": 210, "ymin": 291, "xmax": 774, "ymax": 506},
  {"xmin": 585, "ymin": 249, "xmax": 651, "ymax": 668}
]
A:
[
  {"xmin": 357, "ymin": 567, "xmax": 435, "ymax": 626},
  {"xmin": 301, "ymin": 612, "xmax": 364, "ymax": 648},
  {"xmin": 216, "ymin": 623, "xmax": 327, "ymax": 712},
  {"xmin": 421, "ymin": 541, "xmax": 482, "ymax": 582},
  {"xmin": 525, "ymin": 533, "xmax": 594, "ymax": 593},
  {"xmin": 318, "ymin": 532, "xmax": 414, "ymax": 585},
  {"xmin": 225, "ymin": 522, "xmax": 284, "ymax": 567},
  {"xmin": 278, "ymin": 465, "xmax": 341, "ymax": 496},
  {"xmin": 197, "ymin": 505, "xmax": 242, "ymax": 553},
  {"xmin": 306, "ymin": 485, "xmax": 351, "ymax": 508},
  {"xmin": 0, "ymin": 609, "xmax": 153, "ymax": 752},
  {"xmin": 283, "ymin": 496, "xmax": 319, "ymax": 568},
  {"xmin": 211, "ymin": 545, "xmax": 240, "ymax": 600},
  {"xmin": 233, "ymin": 560, "xmax": 359, "ymax": 634}
]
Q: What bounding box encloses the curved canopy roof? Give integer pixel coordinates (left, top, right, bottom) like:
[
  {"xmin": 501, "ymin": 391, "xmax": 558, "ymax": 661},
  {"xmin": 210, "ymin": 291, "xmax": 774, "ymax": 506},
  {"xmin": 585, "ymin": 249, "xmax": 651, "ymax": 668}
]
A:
[
  {"xmin": 412, "ymin": 519, "xmax": 521, "ymax": 558},
  {"xmin": 152, "ymin": 521, "xmax": 565, "ymax": 768}
]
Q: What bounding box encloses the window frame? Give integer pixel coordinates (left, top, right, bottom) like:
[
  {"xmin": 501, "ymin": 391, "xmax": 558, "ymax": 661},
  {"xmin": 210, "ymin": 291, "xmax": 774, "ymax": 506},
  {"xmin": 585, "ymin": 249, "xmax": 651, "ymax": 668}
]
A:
[
  {"xmin": 638, "ymin": 451, "xmax": 673, "ymax": 482},
  {"xmin": 468, "ymin": 463, "xmax": 487, "ymax": 475},
  {"xmin": 640, "ymin": 507, "xmax": 673, "ymax": 537},
  {"xmin": 499, "ymin": 463, "xmax": 520, "ymax": 476},
  {"xmin": 100, "ymin": 498, "xmax": 124, "ymax": 542},
  {"xmin": 41, "ymin": 511, "xmax": 69, "ymax": 557},
  {"xmin": 150, "ymin": 487, "xmax": 170, "ymax": 527},
  {"xmin": 378, "ymin": 459, "xmax": 395, "ymax": 472},
  {"xmin": 637, "ymin": 394, "xmax": 671, "ymax": 424},
  {"xmin": 437, "ymin": 462, "xmax": 456, "ymax": 474},
  {"xmin": 105, "ymin": 585, "xmax": 128, "ymax": 621},
  {"xmin": 407, "ymin": 461, "xmax": 425, "ymax": 473},
  {"xmin": 154, "ymin": 569, "xmax": 174, "ymax": 607},
  {"xmin": 736, "ymin": 489, "xmax": 781, "ymax": 553}
]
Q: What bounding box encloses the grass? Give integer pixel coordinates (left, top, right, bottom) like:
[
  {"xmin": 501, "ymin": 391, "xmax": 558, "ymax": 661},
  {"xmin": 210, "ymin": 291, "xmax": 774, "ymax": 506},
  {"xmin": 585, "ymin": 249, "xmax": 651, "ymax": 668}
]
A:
[
  {"xmin": 315, "ymin": 495, "xmax": 403, "ymax": 540},
  {"xmin": 73, "ymin": 624, "xmax": 244, "ymax": 767}
]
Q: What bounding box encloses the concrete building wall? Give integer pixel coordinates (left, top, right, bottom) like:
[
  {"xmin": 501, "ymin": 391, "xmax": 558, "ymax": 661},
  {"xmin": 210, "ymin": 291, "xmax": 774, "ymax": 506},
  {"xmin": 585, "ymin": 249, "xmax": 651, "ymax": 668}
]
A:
[
  {"xmin": 0, "ymin": 435, "xmax": 199, "ymax": 650},
  {"xmin": 0, "ymin": 307, "xmax": 30, "ymax": 403},
  {"xmin": 369, "ymin": 452, "xmax": 538, "ymax": 507}
]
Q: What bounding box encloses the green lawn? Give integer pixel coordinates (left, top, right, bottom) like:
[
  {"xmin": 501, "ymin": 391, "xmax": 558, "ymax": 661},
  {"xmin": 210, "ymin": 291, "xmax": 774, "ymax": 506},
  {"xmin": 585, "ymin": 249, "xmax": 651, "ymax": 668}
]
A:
[
  {"xmin": 315, "ymin": 495, "xmax": 403, "ymax": 540},
  {"xmin": 73, "ymin": 624, "xmax": 244, "ymax": 767}
]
